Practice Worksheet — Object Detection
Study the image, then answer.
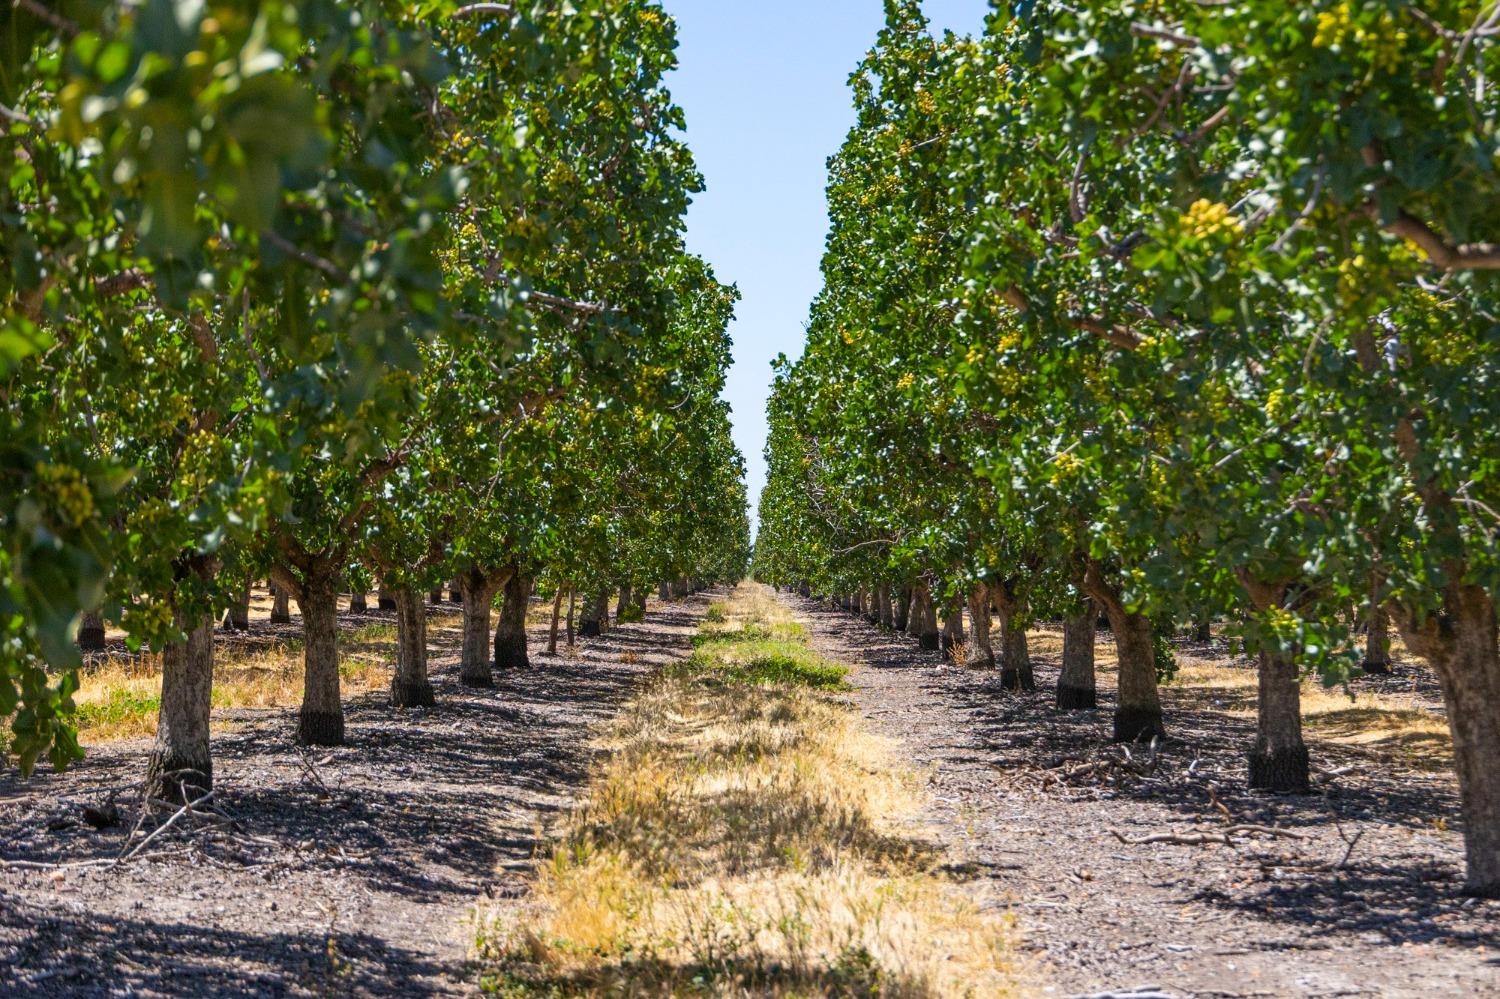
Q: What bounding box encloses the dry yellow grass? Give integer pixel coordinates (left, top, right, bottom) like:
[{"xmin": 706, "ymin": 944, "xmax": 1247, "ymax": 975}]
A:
[
  {"xmin": 70, "ymin": 614, "xmax": 461, "ymax": 745},
  {"xmin": 474, "ymin": 583, "xmax": 1019, "ymax": 997}
]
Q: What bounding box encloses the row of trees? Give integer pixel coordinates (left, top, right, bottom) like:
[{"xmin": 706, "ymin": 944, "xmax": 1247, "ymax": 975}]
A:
[
  {"xmin": 2, "ymin": 1, "xmax": 749, "ymax": 799},
  {"xmin": 754, "ymin": 1, "xmax": 1500, "ymax": 897}
]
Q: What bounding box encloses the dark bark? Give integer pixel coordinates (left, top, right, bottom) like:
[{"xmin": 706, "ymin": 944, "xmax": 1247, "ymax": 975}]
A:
[
  {"xmin": 295, "ymin": 567, "xmax": 344, "ymax": 746},
  {"xmin": 390, "ymin": 587, "xmax": 435, "ymax": 708},
  {"xmin": 377, "ymin": 587, "xmax": 397, "ymax": 611},
  {"xmin": 429, "ymin": 588, "xmax": 444, "ymax": 605},
  {"xmin": 1248, "ymin": 649, "xmax": 1310, "ymax": 792},
  {"xmin": 548, "ymin": 587, "xmax": 564, "ymax": 654},
  {"xmin": 659, "ymin": 582, "xmax": 671, "ymax": 600},
  {"xmin": 877, "ymin": 585, "xmax": 894, "ymax": 629},
  {"xmin": 349, "ymin": 591, "xmax": 369, "ymax": 615},
  {"xmin": 1363, "ymin": 601, "xmax": 1393, "ymax": 674},
  {"xmin": 579, "ymin": 589, "xmax": 607, "ymax": 637},
  {"xmin": 77, "ymin": 610, "xmax": 106, "ymax": 652},
  {"xmin": 966, "ymin": 585, "xmax": 995, "ymax": 668},
  {"xmin": 494, "ymin": 571, "xmax": 531, "ymax": 670},
  {"xmin": 1084, "ymin": 561, "xmax": 1164, "ymax": 743},
  {"xmin": 1397, "ymin": 579, "xmax": 1500, "ymax": 897},
  {"xmin": 146, "ymin": 582, "xmax": 216, "ymax": 803},
  {"xmin": 893, "ymin": 586, "xmax": 912, "ymax": 632},
  {"xmin": 566, "ymin": 586, "xmax": 577, "ymax": 646},
  {"xmin": 941, "ymin": 607, "xmax": 964, "ymax": 660},
  {"xmin": 1192, "ymin": 619, "xmax": 1212, "ymax": 642},
  {"xmin": 270, "ymin": 584, "xmax": 291, "ymax": 624},
  {"xmin": 448, "ymin": 580, "xmax": 462, "ymax": 603},
  {"xmin": 1058, "ymin": 605, "xmax": 1098, "ymax": 710},
  {"xmin": 990, "ymin": 581, "xmax": 1034, "ymax": 691},
  {"xmin": 459, "ymin": 568, "xmax": 504, "ymax": 688},
  {"xmin": 222, "ymin": 577, "xmax": 250, "ymax": 631}
]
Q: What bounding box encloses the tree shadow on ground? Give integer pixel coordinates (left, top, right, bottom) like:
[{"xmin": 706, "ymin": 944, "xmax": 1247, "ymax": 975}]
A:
[
  {"xmin": 0, "ymin": 590, "xmax": 718, "ymax": 996},
  {"xmin": 790, "ymin": 596, "xmax": 1493, "ymax": 952}
]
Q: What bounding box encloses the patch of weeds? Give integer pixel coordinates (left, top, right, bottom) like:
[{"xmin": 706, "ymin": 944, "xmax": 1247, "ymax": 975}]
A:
[
  {"xmin": 72, "ymin": 687, "xmax": 160, "ymax": 736},
  {"xmin": 703, "ymin": 602, "xmax": 730, "ymax": 624}
]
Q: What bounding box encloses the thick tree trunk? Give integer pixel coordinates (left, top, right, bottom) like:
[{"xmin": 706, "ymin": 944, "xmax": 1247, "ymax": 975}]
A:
[
  {"xmin": 966, "ymin": 585, "xmax": 995, "ymax": 668},
  {"xmin": 580, "ymin": 589, "xmax": 607, "ymax": 638},
  {"xmin": 1249, "ymin": 650, "xmax": 1309, "ymax": 792},
  {"xmin": 1192, "ymin": 619, "xmax": 1212, "ymax": 642},
  {"xmin": 296, "ymin": 573, "xmax": 344, "ymax": 746},
  {"xmin": 448, "ymin": 580, "xmax": 462, "ymax": 604},
  {"xmin": 893, "ymin": 586, "xmax": 912, "ymax": 632},
  {"xmin": 429, "ymin": 588, "xmax": 443, "ymax": 605},
  {"xmin": 1084, "ymin": 562, "xmax": 1165, "ymax": 742},
  {"xmin": 494, "ymin": 572, "xmax": 531, "ymax": 670},
  {"xmin": 876, "ymin": 585, "xmax": 893, "ymax": 628},
  {"xmin": 1058, "ymin": 606, "xmax": 1098, "ymax": 710},
  {"xmin": 1363, "ymin": 603, "xmax": 1392, "ymax": 674},
  {"xmin": 349, "ymin": 591, "xmax": 368, "ymax": 615},
  {"xmin": 566, "ymin": 586, "xmax": 577, "ymax": 647},
  {"xmin": 990, "ymin": 582, "xmax": 1034, "ymax": 691},
  {"xmin": 460, "ymin": 569, "xmax": 503, "ymax": 688},
  {"xmin": 270, "ymin": 584, "xmax": 291, "ymax": 624},
  {"xmin": 909, "ymin": 583, "xmax": 939, "ymax": 650},
  {"xmin": 222, "ymin": 577, "xmax": 250, "ymax": 631},
  {"xmin": 659, "ymin": 582, "xmax": 671, "ymax": 601},
  {"xmin": 146, "ymin": 601, "xmax": 215, "ymax": 803},
  {"xmin": 548, "ymin": 587, "xmax": 564, "ymax": 654},
  {"xmin": 377, "ymin": 587, "xmax": 397, "ymax": 611},
  {"xmin": 941, "ymin": 607, "xmax": 964, "ymax": 660},
  {"xmin": 1398, "ymin": 580, "xmax": 1500, "ymax": 897},
  {"xmin": 391, "ymin": 587, "xmax": 435, "ymax": 708},
  {"xmin": 77, "ymin": 610, "xmax": 106, "ymax": 652}
]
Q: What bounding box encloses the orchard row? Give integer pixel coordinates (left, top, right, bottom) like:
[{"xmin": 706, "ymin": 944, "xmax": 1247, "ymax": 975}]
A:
[
  {"xmin": 754, "ymin": 2, "xmax": 1500, "ymax": 897},
  {"xmin": 1, "ymin": 2, "xmax": 749, "ymax": 797}
]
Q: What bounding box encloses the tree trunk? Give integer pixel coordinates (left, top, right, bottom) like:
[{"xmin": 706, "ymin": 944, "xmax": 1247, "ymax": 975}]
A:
[
  {"xmin": 349, "ymin": 591, "xmax": 368, "ymax": 615},
  {"xmin": 966, "ymin": 585, "xmax": 995, "ymax": 668},
  {"xmin": 941, "ymin": 607, "xmax": 964, "ymax": 660},
  {"xmin": 893, "ymin": 586, "xmax": 912, "ymax": 632},
  {"xmin": 990, "ymin": 582, "xmax": 1034, "ymax": 691},
  {"xmin": 429, "ymin": 588, "xmax": 444, "ymax": 605},
  {"xmin": 146, "ymin": 598, "xmax": 215, "ymax": 803},
  {"xmin": 580, "ymin": 589, "xmax": 607, "ymax": 638},
  {"xmin": 1397, "ymin": 580, "xmax": 1500, "ymax": 897},
  {"xmin": 296, "ymin": 570, "xmax": 344, "ymax": 746},
  {"xmin": 1192, "ymin": 618, "xmax": 1212, "ymax": 642},
  {"xmin": 1084, "ymin": 562, "xmax": 1165, "ymax": 743},
  {"xmin": 460, "ymin": 569, "xmax": 503, "ymax": 688},
  {"xmin": 391, "ymin": 587, "xmax": 435, "ymax": 708},
  {"xmin": 377, "ymin": 587, "xmax": 397, "ymax": 611},
  {"xmin": 876, "ymin": 585, "xmax": 893, "ymax": 628},
  {"xmin": 548, "ymin": 587, "xmax": 564, "ymax": 654},
  {"xmin": 270, "ymin": 584, "xmax": 291, "ymax": 624},
  {"xmin": 222, "ymin": 577, "xmax": 250, "ymax": 631},
  {"xmin": 1363, "ymin": 603, "xmax": 1393, "ymax": 674},
  {"xmin": 566, "ymin": 586, "xmax": 577, "ymax": 647},
  {"xmin": 1249, "ymin": 649, "xmax": 1309, "ymax": 792},
  {"xmin": 1058, "ymin": 605, "xmax": 1098, "ymax": 710},
  {"xmin": 77, "ymin": 610, "xmax": 106, "ymax": 652},
  {"xmin": 494, "ymin": 572, "xmax": 531, "ymax": 670},
  {"xmin": 908, "ymin": 583, "xmax": 939, "ymax": 650},
  {"xmin": 448, "ymin": 579, "xmax": 462, "ymax": 603}
]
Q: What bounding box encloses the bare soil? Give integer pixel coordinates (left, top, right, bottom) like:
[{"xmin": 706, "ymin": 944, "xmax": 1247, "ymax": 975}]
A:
[
  {"xmin": 0, "ymin": 594, "xmax": 711, "ymax": 997},
  {"xmin": 785, "ymin": 594, "xmax": 1500, "ymax": 999}
]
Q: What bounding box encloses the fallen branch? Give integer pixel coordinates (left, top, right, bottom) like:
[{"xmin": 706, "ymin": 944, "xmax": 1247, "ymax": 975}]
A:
[
  {"xmin": 119, "ymin": 789, "xmax": 216, "ymax": 864},
  {"xmin": 1111, "ymin": 823, "xmax": 1308, "ymax": 847}
]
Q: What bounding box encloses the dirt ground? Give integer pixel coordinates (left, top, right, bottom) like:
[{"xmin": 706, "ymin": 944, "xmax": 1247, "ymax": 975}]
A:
[
  {"xmin": 785, "ymin": 594, "xmax": 1500, "ymax": 999},
  {"xmin": 0, "ymin": 594, "xmax": 712, "ymax": 997}
]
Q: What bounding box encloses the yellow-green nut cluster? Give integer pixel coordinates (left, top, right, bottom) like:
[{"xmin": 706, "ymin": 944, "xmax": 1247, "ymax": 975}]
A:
[
  {"xmin": 35, "ymin": 462, "xmax": 95, "ymax": 528},
  {"xmin": 1313, "ymin": 3, "xmax": 1407, "ymax": 72},
  {"xmin": 1180, "ymin": 199, "xmax": 1244, "ymax": 240}
]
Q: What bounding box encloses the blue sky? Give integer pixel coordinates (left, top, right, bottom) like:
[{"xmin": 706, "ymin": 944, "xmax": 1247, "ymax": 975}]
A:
[{"xmin": 661, "ymin": 0, "xmax": 992, "ymax": 531}]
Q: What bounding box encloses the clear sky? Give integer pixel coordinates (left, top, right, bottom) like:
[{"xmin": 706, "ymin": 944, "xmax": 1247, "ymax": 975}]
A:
[{"xmin": 661, "ymin": 0, "xmax": 992, "ymax": 532}]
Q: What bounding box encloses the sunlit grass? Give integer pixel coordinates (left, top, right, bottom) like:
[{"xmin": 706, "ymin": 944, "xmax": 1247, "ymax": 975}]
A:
[
  {"xmin": 474, "ymin": 582, "xmax": 1019, "ymax": 997},
  {"xmin": 68, "ymin": 610, "xmax": 462, "ymax": 745}
]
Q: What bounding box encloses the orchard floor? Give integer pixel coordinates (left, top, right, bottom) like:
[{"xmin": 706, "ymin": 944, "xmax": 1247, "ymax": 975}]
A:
[
  {"xmin": 0, "ymin": 593, "xmax": 712, "ymax": 997},
  {"xmin": 784, "ymin": 593, "xmax": 1500, "ymax": 999}
]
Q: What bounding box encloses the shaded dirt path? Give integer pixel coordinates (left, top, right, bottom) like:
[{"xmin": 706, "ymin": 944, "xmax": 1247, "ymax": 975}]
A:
[
  {"xmin": 0, "ymin": 593, "xmax": 711, "ymax": 997},
  {"xmin": 782, "ymin": 593, "xmax": 1500, "ymax": 999}
]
